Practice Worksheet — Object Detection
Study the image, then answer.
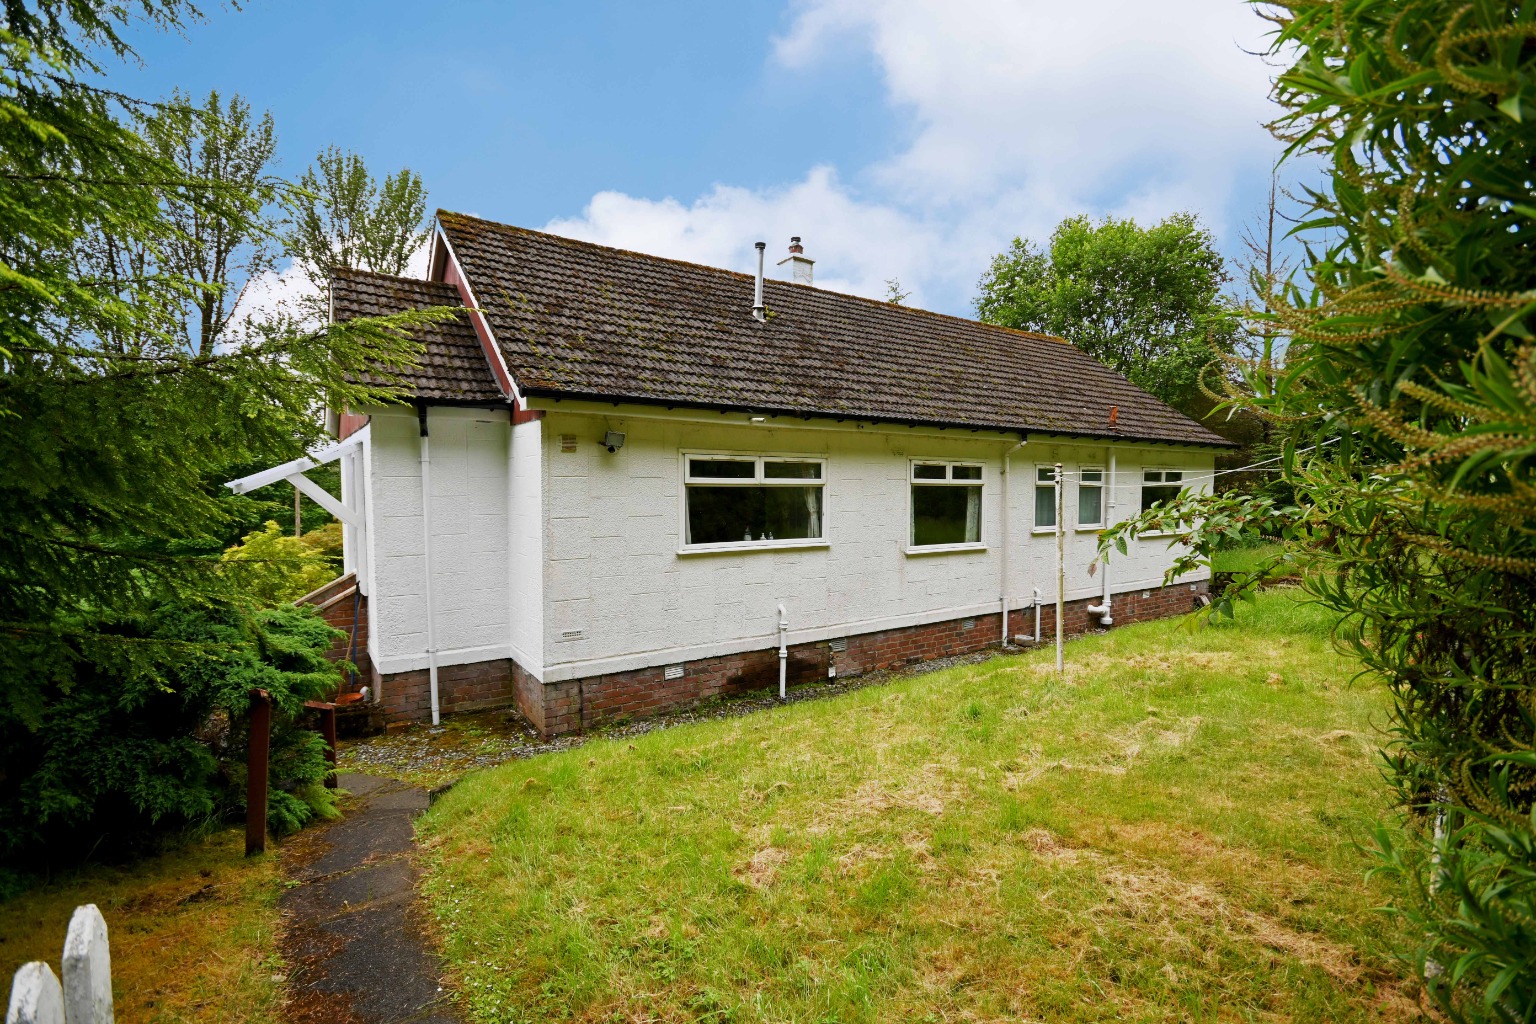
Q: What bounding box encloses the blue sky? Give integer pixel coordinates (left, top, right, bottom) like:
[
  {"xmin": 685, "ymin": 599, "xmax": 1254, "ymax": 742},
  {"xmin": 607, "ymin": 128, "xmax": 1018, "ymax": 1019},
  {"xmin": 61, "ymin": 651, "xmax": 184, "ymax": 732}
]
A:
[{"xmin": 115, "ymin": 0, "xmax": 1294, "ymax": 316}]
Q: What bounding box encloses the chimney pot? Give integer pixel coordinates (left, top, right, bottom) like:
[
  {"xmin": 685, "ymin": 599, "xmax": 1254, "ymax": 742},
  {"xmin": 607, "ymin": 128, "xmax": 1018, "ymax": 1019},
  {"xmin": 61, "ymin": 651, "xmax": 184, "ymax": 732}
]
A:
[{"xmin": 777, "ymin": 236, "xmax": 815, "ymax": 286}]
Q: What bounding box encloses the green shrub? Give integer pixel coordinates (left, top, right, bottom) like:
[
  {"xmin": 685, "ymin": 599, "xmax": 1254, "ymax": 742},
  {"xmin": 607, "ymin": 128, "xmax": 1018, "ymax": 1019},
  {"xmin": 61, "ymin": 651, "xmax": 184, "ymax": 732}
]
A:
[
  {"xmin": 0, "ymin": 602, "xmax": 344, "ymax": 861},
  {"xmin": 221, "ymin": 520, "xmax": 339, "ymax": 607},
  {"xmin": 1105, "ymin": 1, "xmax": 1536, "ymax": 1017}
]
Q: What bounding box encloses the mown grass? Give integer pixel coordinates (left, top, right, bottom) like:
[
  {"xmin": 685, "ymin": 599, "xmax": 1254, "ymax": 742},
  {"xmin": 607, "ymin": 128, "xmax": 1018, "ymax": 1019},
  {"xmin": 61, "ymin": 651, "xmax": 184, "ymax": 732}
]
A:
[
  {"xmin": 0, "ymin": 829, "xmax": 285, "ymax": 1024},
  {"xmin": 420, "ymin": 589, "xmax": 1419, "ymax": 1023}
]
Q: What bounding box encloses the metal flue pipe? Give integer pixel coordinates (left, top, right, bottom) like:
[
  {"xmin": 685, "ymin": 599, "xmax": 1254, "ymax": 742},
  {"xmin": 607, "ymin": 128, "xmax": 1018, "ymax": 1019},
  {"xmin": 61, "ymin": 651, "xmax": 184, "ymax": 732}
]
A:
[{"xmin": 752, "ymin": 242, "xmax": 767, "ymax": 322}]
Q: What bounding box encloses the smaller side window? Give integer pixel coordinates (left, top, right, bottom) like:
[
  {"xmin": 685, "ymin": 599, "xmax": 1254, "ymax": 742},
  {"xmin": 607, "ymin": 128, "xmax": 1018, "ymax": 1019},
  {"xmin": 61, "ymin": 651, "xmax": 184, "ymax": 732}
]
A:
[
  {"xmin": 1140, "ymin": 469, "xmax": 1184, "ymax": 513},
  {"xmin": 1034, "ymin": 466, "xmax": 1058, "ymax": 530},
  {"xmin": 1077, "ymin": 467, "xmax": 1104, "ymax": 527}
]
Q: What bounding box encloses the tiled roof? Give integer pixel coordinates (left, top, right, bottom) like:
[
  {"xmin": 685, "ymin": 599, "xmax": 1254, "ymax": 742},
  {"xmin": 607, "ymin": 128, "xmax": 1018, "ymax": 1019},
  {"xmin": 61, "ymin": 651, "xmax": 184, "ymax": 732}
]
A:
[
  {"xmin": 435, "ymin": 213, "xmax": 1231, "ymax": 447},
  {"xmin": 329, "ymin": 269, "xmax": 503, "ymax": 404}
]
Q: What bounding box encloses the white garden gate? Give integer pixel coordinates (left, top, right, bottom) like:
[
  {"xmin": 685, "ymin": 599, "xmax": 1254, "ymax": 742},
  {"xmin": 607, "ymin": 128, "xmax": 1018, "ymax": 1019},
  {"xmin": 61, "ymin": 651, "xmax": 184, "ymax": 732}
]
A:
[{"xmin": 5, "ymin": 905, "xmax": 112, "ymax": 1024}]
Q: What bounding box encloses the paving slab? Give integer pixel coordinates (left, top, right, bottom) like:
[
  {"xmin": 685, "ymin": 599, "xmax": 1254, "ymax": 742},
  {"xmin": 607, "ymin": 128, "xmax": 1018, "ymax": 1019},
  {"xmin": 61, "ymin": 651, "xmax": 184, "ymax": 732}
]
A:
[{"xmin": 280, "ymin": 774, "xmax": 462, "ymax": 1024}]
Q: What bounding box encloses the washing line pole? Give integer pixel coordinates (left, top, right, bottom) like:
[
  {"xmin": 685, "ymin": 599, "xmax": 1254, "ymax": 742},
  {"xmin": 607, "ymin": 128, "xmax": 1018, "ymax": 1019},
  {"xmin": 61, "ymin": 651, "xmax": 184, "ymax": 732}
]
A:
[{"xmin": 1054, "ymin": 462, "xmax": 1065, "ymax": 674}]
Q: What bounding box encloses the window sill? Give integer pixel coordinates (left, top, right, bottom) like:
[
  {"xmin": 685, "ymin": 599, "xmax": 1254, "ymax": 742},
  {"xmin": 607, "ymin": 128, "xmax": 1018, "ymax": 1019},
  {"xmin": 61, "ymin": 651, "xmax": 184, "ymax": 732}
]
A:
[
  {"xmin": 678, "ymin": 539, "xmax": 830, "ymax": 556},
  {"xmin": 905, "ymin": 543, "xmax": 988, "ymax": 556},
  {"xmin": 1031, "ymin": 527, "xmax": 1059, "ymax": 535}
]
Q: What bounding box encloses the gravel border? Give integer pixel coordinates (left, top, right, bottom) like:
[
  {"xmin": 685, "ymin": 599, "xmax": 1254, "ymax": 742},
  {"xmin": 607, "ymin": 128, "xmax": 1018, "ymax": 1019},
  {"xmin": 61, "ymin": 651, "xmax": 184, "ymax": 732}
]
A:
[{"xmin": 338, "ymin": 637, "xmax": 1101, "ymax": 788}]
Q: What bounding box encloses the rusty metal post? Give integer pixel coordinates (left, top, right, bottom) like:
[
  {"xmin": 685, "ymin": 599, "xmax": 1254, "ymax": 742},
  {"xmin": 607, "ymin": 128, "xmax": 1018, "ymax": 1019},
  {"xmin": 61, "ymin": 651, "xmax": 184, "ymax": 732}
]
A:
[{"xmin": 246, "ymin": 688, "xmax": 272, "ymax": 856}]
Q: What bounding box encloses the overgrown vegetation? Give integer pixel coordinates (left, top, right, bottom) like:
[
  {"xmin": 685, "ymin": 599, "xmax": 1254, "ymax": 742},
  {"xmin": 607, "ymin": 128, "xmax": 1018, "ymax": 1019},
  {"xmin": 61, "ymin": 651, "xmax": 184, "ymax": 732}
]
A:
[
  {"xmin": 420, "ymin": 591, "xmax": 1417, "ymax": 1022},
  {"xmin": 1101, "ymin": 2, "xmax": 1536, "ymax": 1017},
  {"xmin": 0, "ymin": 602, "xmax": 344, "ymax": 861},
  {"xmin": 0, "ymin": 0, "xmax": 452, "ymax": 858},
  {"xmin": 0, "ymin": 828, "xmax": 285, "ymax": 1024}
]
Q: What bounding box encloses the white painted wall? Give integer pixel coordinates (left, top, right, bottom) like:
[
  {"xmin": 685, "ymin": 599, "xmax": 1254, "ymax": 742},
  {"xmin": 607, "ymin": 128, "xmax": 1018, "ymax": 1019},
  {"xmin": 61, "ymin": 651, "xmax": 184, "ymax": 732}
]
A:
[
  {"xmin": 508, "ymin": 417, "xmax": 544, "ymax": 674},
  {"xmin": 357, "ymin": 401, "xmax": 1215, "ymax": 686},
  {"xmin": 362, "ymin": 406, "xmax": 513, "ymax": 675},
  {"xmin": 533, "ymin": 409, "xmax": 1214, "ymax": 682}
]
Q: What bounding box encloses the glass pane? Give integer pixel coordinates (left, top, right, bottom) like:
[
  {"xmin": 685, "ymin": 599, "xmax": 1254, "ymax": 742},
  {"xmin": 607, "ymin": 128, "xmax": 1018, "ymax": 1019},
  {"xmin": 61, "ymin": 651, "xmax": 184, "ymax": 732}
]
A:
[
  {"xmin": 764, "ymin": 460, "xmax": 821, "ymax": 479},
  {"xmin": 913, "ymin": 464, "xmax": 946, "ymax": 480},
  {"xmin": 689, "ymin": 458, "xmax": 755, "ymax": 479},
  {"xmin": 1144, "ymin": 470, "xmax": 1163, "ymax": 482},
  {"xmin": 952, "ymin": 465, "xmax": 982, "ymax": 480},
  {"xmin": 1037, "ymin": 467, "xmax": 1056, "ymax": 483},
  {"xmin": 687, "ymin": 486, "xmax": 822, "ymax": 544},
  {"xmin": 1034, "ymin": 483, "xmax": 1057, "ymax": 528},
  {"xmin": 1165, "ymin": 471, "xmax": 1183, "ymax": 482},
  {"xmin": 912, "ymin": 485, "xmax": 981, "ymax": 545},
  {"xmin": 1080, "ymin": 468, "xmax": 1102, "ymax": 483},
  {"xmin": 1141, "ymin": 483, "xmax": 1182, "ymax": 514},
  {"xmin": 1078, "ymin": 484, "xmax": 1103, "ymax": 526}
]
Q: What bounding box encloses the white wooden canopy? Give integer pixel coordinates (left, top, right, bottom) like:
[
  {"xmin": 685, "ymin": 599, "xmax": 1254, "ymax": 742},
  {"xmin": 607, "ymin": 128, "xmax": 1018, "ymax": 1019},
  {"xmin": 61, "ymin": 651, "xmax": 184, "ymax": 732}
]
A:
[{"xmin": 223, "ymin": 426, "xmax": 369, "ymax": 529}]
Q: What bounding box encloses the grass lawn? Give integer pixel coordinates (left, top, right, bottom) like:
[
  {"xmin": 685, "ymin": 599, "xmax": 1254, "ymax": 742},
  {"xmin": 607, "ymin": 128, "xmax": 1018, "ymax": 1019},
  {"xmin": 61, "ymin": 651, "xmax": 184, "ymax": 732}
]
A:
[
  {"xmin": 1213, "ymin": 541, "xmax": 1291, "ymax": 577},
  {"xmin": 419, "ymin": 589, "xmax": 1419, "ymax": 1023},
  {"xmin": 0, "ymin": 829, "xmax": 285, "ymax": 1024}
]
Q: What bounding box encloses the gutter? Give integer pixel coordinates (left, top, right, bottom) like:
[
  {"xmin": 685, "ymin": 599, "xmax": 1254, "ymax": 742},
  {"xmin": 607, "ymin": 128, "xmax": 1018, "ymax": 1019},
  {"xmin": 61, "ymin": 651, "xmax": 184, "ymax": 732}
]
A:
[
  {"xmin": 519, "ymin": 386, "xmax": 1234, "ymax": 449},
  {"xmin": 417, "ymin": 404, "xmax": 441, "ymax": 726}
]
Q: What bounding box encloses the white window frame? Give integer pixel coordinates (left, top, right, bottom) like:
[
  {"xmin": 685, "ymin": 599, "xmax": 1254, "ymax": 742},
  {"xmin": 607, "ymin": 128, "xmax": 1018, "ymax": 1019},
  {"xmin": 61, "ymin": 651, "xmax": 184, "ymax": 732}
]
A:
[
  {"xmin": 1139, "ymin": 467, "xmax": 1191, "ymax": 536},
  {"xmin": 1032, "ymin": 464, "xmax": 1060, "ymax": 534},
  {"xmin": 907, "ymin": 459, "xmax": 986, "ymax": 554},
  {"xmin": 678, "ymin": 452, "xmax": 829, "ymax": 555},
  {"xmin": 1076, "ymin": 465, "xmax": 1105, "ymax": 530}
]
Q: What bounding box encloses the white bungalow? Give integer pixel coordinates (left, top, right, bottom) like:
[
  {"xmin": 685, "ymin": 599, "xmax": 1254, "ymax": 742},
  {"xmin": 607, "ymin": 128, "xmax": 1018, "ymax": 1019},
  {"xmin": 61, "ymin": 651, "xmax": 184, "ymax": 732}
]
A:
[{"xmin": 230, "ymin": 215, "xmax": 1227, "ymax": 735}]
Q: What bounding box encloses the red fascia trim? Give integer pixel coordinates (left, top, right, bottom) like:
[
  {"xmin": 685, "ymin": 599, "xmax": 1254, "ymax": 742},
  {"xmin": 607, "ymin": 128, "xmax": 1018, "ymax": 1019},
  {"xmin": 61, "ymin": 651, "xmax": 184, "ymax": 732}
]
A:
[
  {"xmin": 437, "ymin": 237, "xmax": 518, "ymax": 401},
  {"xmin": 338, "ymin": 411, "xmax": 370, "ymax": 440}
]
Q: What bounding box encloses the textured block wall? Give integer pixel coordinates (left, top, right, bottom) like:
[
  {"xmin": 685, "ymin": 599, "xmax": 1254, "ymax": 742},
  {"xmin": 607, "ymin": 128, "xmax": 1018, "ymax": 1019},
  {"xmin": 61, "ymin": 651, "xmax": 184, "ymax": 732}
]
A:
[
  {"xmin": 536, "ymin": 411, "xmax": 1213, "ymax": 683},
  {"xmin": 363, "ymin": 407, "xmax": 512, "ymax": 675}
]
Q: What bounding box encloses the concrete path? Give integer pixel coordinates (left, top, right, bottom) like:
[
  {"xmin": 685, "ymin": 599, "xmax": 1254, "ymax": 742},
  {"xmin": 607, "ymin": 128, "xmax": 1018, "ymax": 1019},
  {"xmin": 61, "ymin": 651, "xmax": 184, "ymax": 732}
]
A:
[{"xmin": 279, "ymin": 773, "xmax": 462, "ymax": 1024}]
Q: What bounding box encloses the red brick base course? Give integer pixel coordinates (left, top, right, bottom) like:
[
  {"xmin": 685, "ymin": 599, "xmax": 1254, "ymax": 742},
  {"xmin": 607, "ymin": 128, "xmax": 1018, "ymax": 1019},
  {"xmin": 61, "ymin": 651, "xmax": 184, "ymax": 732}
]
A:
[{"xmin": 364, "ymin": 580, "xmax": 1209, "ymax": 734}]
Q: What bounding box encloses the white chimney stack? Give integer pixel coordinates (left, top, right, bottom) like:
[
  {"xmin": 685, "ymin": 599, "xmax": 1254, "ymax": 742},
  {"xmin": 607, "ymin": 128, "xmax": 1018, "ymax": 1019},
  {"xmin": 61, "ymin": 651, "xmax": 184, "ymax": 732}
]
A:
[{"xmin": 778, "ymin": 236, "xmax": 814, "ymax": 286}]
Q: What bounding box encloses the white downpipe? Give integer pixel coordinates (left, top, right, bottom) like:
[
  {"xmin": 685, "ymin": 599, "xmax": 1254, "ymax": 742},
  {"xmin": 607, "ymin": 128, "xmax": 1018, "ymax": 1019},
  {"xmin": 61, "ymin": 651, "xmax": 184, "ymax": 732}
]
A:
[
  {"xmin": 999, "ymin": 439, "xmax": 1026, "ymax": 645},
  {"xmin": 777, "ymin": 603, "xmax": 788, "ymax": 700},
  {"xmin": 418, "ymin": 409, "xmax": 441, "ymax": 726},
  {"xmin": 1055, "ymin": 462, "xmax": 1065, "ymax": 674},
  {"xmin": 1087, "ymin": 449, "xmax": 1116, "ymax": 625},
  {"xmin": 1034, "ymin": 587, "xmax": 1042, "ymax": 644}
]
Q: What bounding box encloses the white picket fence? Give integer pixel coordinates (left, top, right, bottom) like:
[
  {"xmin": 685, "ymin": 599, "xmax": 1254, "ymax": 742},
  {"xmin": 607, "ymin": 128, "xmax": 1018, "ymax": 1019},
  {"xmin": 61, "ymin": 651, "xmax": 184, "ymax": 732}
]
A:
[{"xmin": 6, "ymin": 905, "xmax": 112, "ymax": 1024}]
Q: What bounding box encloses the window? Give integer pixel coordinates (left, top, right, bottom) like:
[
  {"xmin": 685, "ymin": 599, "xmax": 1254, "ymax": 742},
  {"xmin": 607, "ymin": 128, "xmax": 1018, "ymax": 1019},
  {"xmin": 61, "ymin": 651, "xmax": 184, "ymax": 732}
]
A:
[
  {"xmin": 1141, "ymin": 469, "xmax": 1185, "ymax": 513},
  {"xmin": 911, "ymin": 462, "xmax": 983, "ymax": 548},
  {"xmin": 684, "ymin": 456, "xmax": 824, "ymax": 548},
  {"xmin": 1034, "ymin": 466, "xmax": 1059, "ymax": 530},
  {"xmin": 1077, "ymin": 467, "xmax": 1104, "ymax": 528}
]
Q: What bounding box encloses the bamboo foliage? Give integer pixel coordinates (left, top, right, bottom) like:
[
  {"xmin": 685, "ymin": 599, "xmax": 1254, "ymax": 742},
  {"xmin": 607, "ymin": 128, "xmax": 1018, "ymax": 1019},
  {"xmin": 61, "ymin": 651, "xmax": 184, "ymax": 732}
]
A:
[{"xmin": 1103, "ymin": 2, "xmax": 1536, "ymax": 1016}]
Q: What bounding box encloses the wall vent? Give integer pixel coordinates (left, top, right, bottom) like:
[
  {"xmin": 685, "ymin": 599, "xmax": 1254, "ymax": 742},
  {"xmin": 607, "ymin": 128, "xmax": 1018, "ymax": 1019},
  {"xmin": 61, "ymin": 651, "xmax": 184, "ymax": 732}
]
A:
[
  {"xmin": 559, "ymin": 434, "xmax": 578, "ymax": 453},
  {"xmin": 664, "ymin": 664, "xmax": 685, "ymax": 680},
  {"xmin": 829, "ymin": 638, "xmax": 847, "ymax": 653},
  {"xmin": 558, "ymin": 628, "xmax": 585, "ymax": 642},
  {"xmin": 962, "ymin": 618, "xmax": 976, "ymax": 631}
]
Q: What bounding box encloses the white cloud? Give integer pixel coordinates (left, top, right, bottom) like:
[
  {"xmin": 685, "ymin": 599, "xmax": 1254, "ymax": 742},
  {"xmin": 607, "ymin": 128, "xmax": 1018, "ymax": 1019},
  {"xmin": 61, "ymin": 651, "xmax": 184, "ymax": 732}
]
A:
[
  {"xmin": 547, "ymin": 0, "xmax": 1286, "ymax": 315},
  {"xmin": 545, "ymin": 166, "xmax": 945, "ymax": 305}
]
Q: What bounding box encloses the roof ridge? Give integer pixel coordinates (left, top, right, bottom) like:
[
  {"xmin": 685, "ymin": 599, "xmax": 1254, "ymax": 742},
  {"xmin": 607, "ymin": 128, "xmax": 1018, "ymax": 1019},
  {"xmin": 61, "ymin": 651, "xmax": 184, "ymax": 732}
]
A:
[{"xmin": 434, "ymin": 210, "xmax": 1065, "ymax": 346}]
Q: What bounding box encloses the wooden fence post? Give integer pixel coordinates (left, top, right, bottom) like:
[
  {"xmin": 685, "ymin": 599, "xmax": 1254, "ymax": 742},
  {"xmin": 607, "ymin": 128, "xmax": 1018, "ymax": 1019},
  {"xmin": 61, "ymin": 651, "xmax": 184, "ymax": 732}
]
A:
[
  {"xmin": 61, "ymin": 906, "xmax": 110, "ymax": 1024},
  {"xmin": 246, "ymin": 688, "xmax": 272, "ymax": 857},
  {"xmin": 6, "ymin": 963, "xmax": 62, "ymax": 1024}
]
